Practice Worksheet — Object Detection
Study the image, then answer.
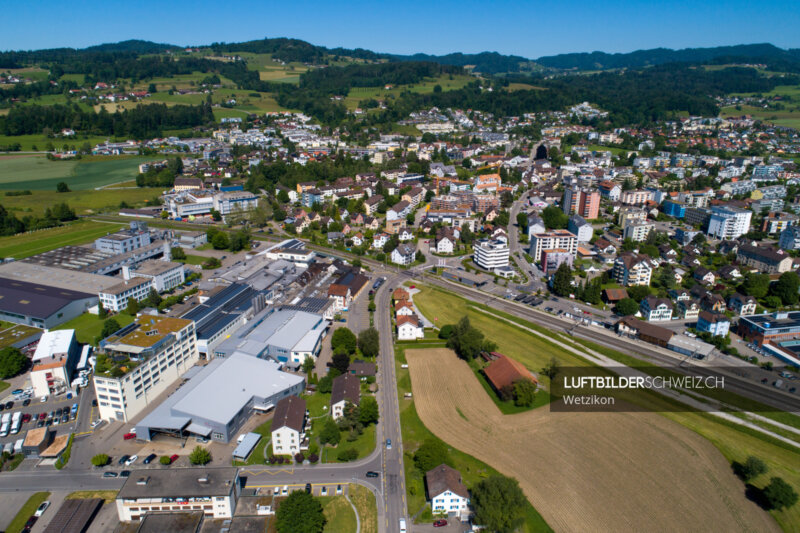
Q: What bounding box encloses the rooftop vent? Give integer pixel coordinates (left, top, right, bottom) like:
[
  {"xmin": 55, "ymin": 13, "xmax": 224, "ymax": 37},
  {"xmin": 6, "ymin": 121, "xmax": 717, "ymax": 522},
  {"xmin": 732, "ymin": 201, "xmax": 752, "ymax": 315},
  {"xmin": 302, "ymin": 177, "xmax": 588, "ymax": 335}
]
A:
[
  {"xmin": 136, "ymin": 476, "xmax": 150, "ymax": 485},
  {"xmin": 198, "ymin": 476, "xmax": 209, "ymax": 484}
]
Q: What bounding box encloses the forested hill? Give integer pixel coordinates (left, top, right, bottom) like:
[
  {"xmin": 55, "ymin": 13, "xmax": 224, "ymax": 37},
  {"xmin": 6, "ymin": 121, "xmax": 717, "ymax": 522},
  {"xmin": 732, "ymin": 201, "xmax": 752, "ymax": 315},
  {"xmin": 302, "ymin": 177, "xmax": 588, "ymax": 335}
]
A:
[{"xmin": 536, "ymin": 43, "xmax": 800, "ymax": 71}]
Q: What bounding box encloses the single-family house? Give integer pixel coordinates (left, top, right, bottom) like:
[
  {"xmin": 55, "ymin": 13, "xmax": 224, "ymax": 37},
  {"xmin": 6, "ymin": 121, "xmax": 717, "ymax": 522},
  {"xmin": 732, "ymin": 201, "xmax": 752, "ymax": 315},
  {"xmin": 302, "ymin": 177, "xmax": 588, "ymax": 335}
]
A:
[
  {"xmin": 640, "ymin": 296, "xmax": 673, "ymax": 322},
  {"xmin": 397, "ymin": 314, "xmax": 424, "ymax": 340},
  {"xmin": 697, "ymin": 311, "xmax": 731, "ymax": 337},
  {"xmin": 331, "ymin": 374, "xmax": 361, "ymax": 421},
  {"xmin": 391, "ymin": 243, "xmax": 416, "ymax": 266},
  {"xmin": 728, "ymin": 293, "xmax": 757, "ymax": 316},
  {"xmin": 426, "ymin": 464, "xmax": 470, "ymax": 517}
]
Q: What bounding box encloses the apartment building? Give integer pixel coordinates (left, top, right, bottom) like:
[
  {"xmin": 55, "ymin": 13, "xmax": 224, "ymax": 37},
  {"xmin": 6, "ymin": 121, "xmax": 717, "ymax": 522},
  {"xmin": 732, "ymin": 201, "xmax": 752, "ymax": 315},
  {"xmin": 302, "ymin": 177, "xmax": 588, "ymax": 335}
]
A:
[
  {"xmin": 736, "ymin": 244, "xmax": 793, "ymax": 274},
  {"xmin": 474, "ymin": 239, "xmax": 510, "ymax": 270},
  {"xmin": 562, "ymin": 187, "xmax": 600, "ymax": 219},
  {"xmin": 93, "ymin": 316, "xmax": 199, "ymax": 422},
  {"xmin": 529, "ymin": 230, "xmax": 578, "ymax": 262},
  {"xmin": 623, "ymin": 221, "xmax": 655, "ymax": 242},
  {"xmin": 612, "ymin": 253, "xmax": 652, "ymax": 286},
  {"xmin": 707, "ymin": 206, "xmax": 752, "ymax": 240}
]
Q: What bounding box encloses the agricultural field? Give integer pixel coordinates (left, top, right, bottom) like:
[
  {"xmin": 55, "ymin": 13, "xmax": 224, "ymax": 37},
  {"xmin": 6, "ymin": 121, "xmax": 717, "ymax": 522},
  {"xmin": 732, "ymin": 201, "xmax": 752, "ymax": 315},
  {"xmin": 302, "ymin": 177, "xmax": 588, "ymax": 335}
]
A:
[
  {"xmin": 342, "ymin": 74, "xmax": 474, "ymax": 110},
  {"xmin": 0, "ymin": 134, "xmax": 110, "ymax": 152},
  {"xmin": 405, "ymin": 348, "xmax": 779, "ymax": 533},
  {"xmin": 0, "ymin": 154, "xmax": 150, "ymax": 191},
  {"xmin": 505, "ymin": 82, "xmax": 545, "ymax": 91},
  {"xmin": 722, "ymin": 84, "xmax": 800, "ymax": 129},
  {"xmin": 0, "ymin": 220, "xmax": 124, "ymax": 259},
  {"xmin": 1, "ymin": 186, "xmax": 163, "ymax": 217}
]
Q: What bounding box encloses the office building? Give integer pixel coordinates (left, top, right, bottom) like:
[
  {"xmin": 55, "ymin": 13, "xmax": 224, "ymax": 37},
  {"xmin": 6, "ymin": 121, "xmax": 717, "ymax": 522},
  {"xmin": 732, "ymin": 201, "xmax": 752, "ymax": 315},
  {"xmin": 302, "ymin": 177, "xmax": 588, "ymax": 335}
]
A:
[
  {"xmin": 473, "ymin": 239, "xmax": 510, "ymax": 270},
  {"xmin": 529, "ymin": 230, "xmax": 578, "ymax": 263},
  {"xmin": 95, "ymin": 222, "xmax": 151, "ymax": 254}
]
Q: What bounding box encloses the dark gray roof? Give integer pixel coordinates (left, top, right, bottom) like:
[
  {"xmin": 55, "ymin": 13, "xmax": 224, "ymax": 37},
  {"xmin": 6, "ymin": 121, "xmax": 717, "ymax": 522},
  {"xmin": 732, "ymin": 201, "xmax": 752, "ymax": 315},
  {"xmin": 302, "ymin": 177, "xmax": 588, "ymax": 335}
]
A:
[
  {"xmin": 425, "ymin": 464, "xmax": 469, "ymax": 499},
  {"xmin": 0, "ymin": 277, "xmax": 95, "ymax": 319},
  {"xmin": 331, "ymin": 374, "xmax": 360, "ymax": 406},
  {"xmin": 272, "ymin": 396, "xmax": 306, "ymax": 432},
  {"xmin": 117, "ymin": 467, "xmax": 238, "ymax": 499}
]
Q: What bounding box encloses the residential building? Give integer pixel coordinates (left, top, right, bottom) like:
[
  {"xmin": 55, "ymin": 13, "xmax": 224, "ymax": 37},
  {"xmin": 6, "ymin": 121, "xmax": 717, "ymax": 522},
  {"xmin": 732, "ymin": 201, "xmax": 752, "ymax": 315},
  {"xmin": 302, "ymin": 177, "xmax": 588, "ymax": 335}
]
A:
[
  {"xmin": 397, "ymin": 314, "xmax": 424, "ymax": 340},
  {"xmin": 662, "ymin": 200, "xmax": 686, "ymax": 219},
  {"xmin": 526, "ymin": 215, "xmax": 546, "ymax": 237},
  {"xmin": 426, "ymin": 464, "xmax": 470, "ymax": 516},
  {"xmin": 94, "ymin": 316, "xmax": 199, "ymax": 422},
  {"xmin": 474, "ymin": 239, "xmax": 509, "ymax": 270},
  {"xmin": 387, "ymin": 200, "xmax": 411, "ymax": 221},
  {"xmin": 541, "ymin": 249, "xmax": 574, "ymax": 275},
  {"xmin": 482, "ymin": 353, "xmax": 537, "ymax": 392},
  {"xmin": 612, "ymin": 253, "xmax": 652, "ymax": 287},
  {"xmin": 562, "ymin": 187, "xmax": 600, "ymax": 219},
  {"xmin": 30, "ymin": 330, "xmax": 81, "ymax": 398},
  {"xmin": 529, "ymin": 230, "xmax": 578, "ymax": 263},
  {"xmin": 115, "ymin": 467, "xmax": 241, "ymax": 521},
  {"xmin": 779, "ymin": 225, "xmax": 800, "ymax": 250},
  {"xmin": 125, "ymin": 260, "xmax": 185, "ymax": 293},
  {"xmin": 697, "ymin": 311, "xmax": 730, "ymax": 337},
  {"xmin": 684, "ymin": 207, "xmax": 712, "ymax": 229},
  {"xmin": 640, "ymin": 297, "xmax": 673, "ymax": 322},
  {"xmin": 707, "ymin": 206, "xmax": 751, "ymax": 240},
  {"xmin": 391, "ymin": 244, "xmax": 416, "ymax": 266},
  {"xmin": 678, "ymin": 299, "xmax": 701, "ymax": 320},
  {"xmin": 331, "ymin": 374, "xmax": 360, "ymax": 420},
  {"xmin": 98, "ymin": 278, "xmax": 153, "ymax": 313},
  {"xmin": 736, "ymin": 244, "xmax": 793, "ymax": 274},
  {"xmin": 271, "ymin": 396, "xmax": 307, "ymax": 456},
  {"xmin": 761, "ymin": 212, "xmax": 798, "ymax": 234},
  {"xmin": 621, "ymin": 189, "xmax": 653, "ymax": 205},
  {"xmin": 568, "ymin": 214, "xmax": 593, "ymax": 242},
  {"xmin": 623, "ymin": 221, "xmax": 654, "ymax": 242},
  {"xmin": 434, "ymin": 228, "xmax": 456, "ymax": 254},
  {"xmin": 598, "ymin": 180, "xmax": 621, "ymax": 201}
]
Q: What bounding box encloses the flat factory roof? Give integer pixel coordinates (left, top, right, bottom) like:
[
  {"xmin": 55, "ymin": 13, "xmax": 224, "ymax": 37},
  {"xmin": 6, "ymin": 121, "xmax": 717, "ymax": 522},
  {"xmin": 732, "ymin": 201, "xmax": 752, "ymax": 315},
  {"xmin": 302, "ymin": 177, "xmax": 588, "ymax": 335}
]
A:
[{"xmin": 117, "ymin": 467, "xmax": 239, "ymax": 499}]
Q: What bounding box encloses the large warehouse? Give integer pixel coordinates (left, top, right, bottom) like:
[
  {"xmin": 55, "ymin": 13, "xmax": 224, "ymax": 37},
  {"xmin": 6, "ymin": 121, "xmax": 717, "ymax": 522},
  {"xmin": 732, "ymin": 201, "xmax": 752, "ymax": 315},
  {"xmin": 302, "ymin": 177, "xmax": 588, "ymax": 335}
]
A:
[
  {"xmin": 0, "ymin": 277, "xmax": 97, "ymax": 328},
  {"xmin": 135, "ymin": 353, "xmax": 304, "ymax": 443}
]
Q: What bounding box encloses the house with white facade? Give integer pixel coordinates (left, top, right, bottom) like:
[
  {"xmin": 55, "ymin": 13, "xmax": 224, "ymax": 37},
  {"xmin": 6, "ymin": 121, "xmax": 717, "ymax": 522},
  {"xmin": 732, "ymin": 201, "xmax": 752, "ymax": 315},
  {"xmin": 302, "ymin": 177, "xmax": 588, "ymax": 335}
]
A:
[
  {"xmin": 331, "ymin": 374, "xmax": 360, "ymax": 420},
  {"xmin": 391, "ymin": 243, "xmax": 416, "ymax": 266},
  {"xmin": 426, "ymin": 464, "xmax": 470, "ymax": 517},
  {"xmin": 271, "ymin": 396, "xmax": 307, "ymax": 456},
  {"xmin": 640, "ymin": 297, "xmax": 673, "ymax": 322},
  {"xmin": 397, "ymin": 315, "xmax": 424, "ymax": 340}
]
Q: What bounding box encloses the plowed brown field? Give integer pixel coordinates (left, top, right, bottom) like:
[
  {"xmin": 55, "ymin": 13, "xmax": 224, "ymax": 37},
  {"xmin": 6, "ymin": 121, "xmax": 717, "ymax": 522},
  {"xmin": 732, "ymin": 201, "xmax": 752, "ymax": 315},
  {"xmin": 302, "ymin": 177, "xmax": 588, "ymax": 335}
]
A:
[{"xmin": 406, "ymin": 348, "xmax": 778, "ymax": 533}]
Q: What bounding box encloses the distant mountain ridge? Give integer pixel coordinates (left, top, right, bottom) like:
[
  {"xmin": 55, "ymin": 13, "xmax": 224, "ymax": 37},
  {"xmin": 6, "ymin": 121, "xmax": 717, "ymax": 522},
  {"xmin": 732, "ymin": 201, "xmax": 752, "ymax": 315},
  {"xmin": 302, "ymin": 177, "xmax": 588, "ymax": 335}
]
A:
[
  {"xmin": 6, "ymin": 38, "xmax": 800, "ymax": 74},
  {"xmin": 535, "ymin": 43, "xmax": 800, "ymax": 70}
]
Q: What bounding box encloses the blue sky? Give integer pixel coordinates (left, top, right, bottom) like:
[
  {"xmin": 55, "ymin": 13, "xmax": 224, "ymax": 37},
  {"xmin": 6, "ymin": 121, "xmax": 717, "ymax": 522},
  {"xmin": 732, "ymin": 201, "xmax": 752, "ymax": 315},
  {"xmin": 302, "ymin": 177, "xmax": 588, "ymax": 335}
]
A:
[{"xmin": 3, "ymin": 0, "xmax": 800, "ymax": 57}]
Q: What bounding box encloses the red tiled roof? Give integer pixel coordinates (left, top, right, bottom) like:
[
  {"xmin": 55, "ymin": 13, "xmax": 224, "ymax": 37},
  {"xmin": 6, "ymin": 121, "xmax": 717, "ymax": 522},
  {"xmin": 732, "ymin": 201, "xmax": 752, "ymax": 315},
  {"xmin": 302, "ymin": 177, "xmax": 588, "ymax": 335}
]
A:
[{"xmin": 483, "ymin": 354, "xmax": 537, "ymax": 391}]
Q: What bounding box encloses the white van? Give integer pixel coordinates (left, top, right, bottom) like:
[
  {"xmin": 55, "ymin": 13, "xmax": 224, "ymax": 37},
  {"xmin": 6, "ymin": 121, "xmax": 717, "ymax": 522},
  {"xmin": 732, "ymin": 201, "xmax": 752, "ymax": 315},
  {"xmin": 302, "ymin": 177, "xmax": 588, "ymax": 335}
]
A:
[
  {"xmin": 399, "ymin": 518, "xmax": 407, "ymax": 532},
  {"xmin": 0, "ymin": 422, "xmax": 9, "ymax": 438}
]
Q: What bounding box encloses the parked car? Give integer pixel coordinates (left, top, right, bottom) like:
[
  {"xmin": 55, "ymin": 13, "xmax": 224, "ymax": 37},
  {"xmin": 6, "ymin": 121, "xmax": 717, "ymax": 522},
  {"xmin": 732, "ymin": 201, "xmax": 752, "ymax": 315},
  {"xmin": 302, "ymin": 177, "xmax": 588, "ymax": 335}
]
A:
[
  {"xmin": 24, "ymin": 516, "xmax": 37, "ymax": 529},
  {"xmin": 118, "ymin": 455, "xmax": 130, "ymax": 465},
  {"xmin": 305, "ymin": 483, "xmax": 312, "ymax": 494},
  {"xmin": 38, "ymin": 412, "xmax": 47, "ymax": 421},
  {"xmin": 103, "ymin": 471, "xmax": 118, "ymax": 478},
  {"xmin": 120, "ymin": 470, "xmax": 131, "ymax": 477},
  {"xmin": 34, "ymin": 501, "xmax": 50, "ymax": 517},
  {"xmin": 169, "ymin": 454, "xmax": 179, "ymax": 464},
  {"xmin": 433, "ymin": 519, "xmax": 448, "ymax": 527},
  {"xmin": 4, "ymin": 401, "xmax": 13, "ymax": 410},
  {"xmin": 125, "ymin": 455, "xmax": 138, "ymax": 466},
  {"xmin": 123, "ymin": 433, "xmax": 136, "ymax": 440},
  {"xmin": 21, "ymin": 413, "xmax": 31, "ymax": 423},
  {"xmin": 61, "ymin": 414, "xmax": 69, "ymax": 424},
  {"xmin": 36, "ymin": 420, "xmax": 44, "ymax": 428},
  {"xmin": 40, "ymin": 395, "xmax": 48, "ymax": 403},
  {"xmin": 91, "ymin": 419, "xmax": 102, "ymax": 428},
  {"xmin": 143, "ymin": 454, "xmax": 157, "ymax": 464}
]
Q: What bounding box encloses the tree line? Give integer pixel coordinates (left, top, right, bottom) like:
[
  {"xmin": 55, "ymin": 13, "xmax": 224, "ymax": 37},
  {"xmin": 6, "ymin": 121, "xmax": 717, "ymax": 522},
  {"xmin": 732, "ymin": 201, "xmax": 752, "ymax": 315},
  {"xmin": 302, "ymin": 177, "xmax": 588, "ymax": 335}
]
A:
[{"xmin": 0, "ymin": 202, "xmax": 76, "ymax": 239}]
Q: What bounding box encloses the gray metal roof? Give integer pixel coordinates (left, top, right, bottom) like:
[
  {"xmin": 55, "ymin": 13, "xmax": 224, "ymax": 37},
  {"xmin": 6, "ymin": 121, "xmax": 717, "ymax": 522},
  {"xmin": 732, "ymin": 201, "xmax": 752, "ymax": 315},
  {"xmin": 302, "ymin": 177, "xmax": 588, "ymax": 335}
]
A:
[
  {"xmin": 232, "ymin": 432, "xmax": 261, "ymax": 460},
  {"xmin": 0, "ymin": 277, "xmax": 95, "ymax": 319}
]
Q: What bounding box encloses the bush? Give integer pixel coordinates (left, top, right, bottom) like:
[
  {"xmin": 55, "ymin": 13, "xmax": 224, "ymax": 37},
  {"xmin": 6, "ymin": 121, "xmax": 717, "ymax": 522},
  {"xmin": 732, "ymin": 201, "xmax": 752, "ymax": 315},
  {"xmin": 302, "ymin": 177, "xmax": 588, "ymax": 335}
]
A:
[
  {"xmin": 295, "ymin": 453, "xmax": 305, "ymax": 464},
  {"xmin": 307, "ymin": 453, "xmax": 319, "ymax": 463},
  {"xmin": 91, "ymin": 453, "xmax": 110, "ymax": 467},
  {"xmin": 734, "ymin": 456, "xmax": 767, "ymax": 482},
  {"xmin": 189, "ymin": 446, "xmax": 211, "ymax": 465},
  {"xmin": 160, "ymin": 456, "xmax": 172, "ymax": 465},
  {"xmin": 336, "ymin": 448, "xmax": 358, "ymax": 462},
  {"xmin": 438, "ymin": 324, "xmax": 454, "ymax": 339}
]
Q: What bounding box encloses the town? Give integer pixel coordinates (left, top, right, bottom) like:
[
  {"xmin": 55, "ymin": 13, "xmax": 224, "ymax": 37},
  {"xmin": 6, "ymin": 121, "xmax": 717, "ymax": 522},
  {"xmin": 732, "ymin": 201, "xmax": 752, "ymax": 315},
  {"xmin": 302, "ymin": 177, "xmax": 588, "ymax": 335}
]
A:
[{"xmin": 1, "ymin": 29, "xmax": 800, "ymax": 533}]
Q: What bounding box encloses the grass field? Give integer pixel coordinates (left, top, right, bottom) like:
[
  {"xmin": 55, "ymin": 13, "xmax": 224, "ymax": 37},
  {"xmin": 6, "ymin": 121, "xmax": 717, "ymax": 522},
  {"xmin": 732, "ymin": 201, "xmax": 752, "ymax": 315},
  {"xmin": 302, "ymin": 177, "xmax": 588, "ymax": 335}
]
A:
[
  {"xmin": 321, "ymin": 495, "xmax": 358, "ymax": 533},
  {"xmin": 348, "ymin": 484, "xmax": 377, "ymax": 533},
  {"xmin": 55, "ymin": 312, "xmax": 135, "ymax": 345},
  {"xmin": 413, "ymin": 285, "xmax": 588, "ymax": 370},
  {"xmin": 1, "ymin": 187, "xmax": 164, "ymax": 217},
  {"xmin": 0, "ymin": 134, "xmax": 111, "ymax": 152},
  {"xmin": 722, "ymin": 83, "xmax": 800, "ymax": 129},
  {"xmin": 0, "ymin": 155, "xmax": 149, "ymax": 191},
  {"xmin": 506, "ymin": 82, "xmax": 545, "ymax": 91},
  {"xmin": 5, "ymin": 492, "xmax": 50, "ymax": 533},
  {"xmin": 0, "ymin": 220, "xmax": 124, "ymax": 259},
  {"xmin": 233, "ymin": 419, "xmax": 272, "ymax": 466},
  {"xmin": 320, "ymin": 424, "xmax": 376, "ymax": 464},
  {"xmin": 406, "ymin": 347, "xmax": 779, "ymax": 532},
  {"xmin": 0, "ymin": 321, "xmax": 40, "ymax": 349},
  {"xmin": 343, "ymin": 74, "xmax": 474, "ymax": 110}
]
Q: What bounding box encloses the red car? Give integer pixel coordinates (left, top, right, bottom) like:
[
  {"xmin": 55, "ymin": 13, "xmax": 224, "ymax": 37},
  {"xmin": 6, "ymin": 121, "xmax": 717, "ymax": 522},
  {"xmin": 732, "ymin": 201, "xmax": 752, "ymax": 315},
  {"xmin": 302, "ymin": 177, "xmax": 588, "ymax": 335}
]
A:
[
  {"xmin": 21, "ymin": 413, "xmax": 31, "ymax": 423},
  {"xmin": 38, "ymin": 412, "xmax": 47, "ymax": 421},
  {"xmin": 433, "ymin": 519, "xmax": 448, "ymax": 527},
  {"xmin": 123, "ymin": 433, "xmax": 136, "ymax": 440},
  {"xmin": 169, "ymin": 454, "xmax": 179, "ymax": 464}
]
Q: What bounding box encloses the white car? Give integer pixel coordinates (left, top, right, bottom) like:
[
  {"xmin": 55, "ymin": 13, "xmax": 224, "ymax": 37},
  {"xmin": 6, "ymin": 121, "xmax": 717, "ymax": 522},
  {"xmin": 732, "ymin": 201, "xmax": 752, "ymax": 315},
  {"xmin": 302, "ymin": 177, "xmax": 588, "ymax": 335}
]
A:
[
  {"xmin": 34, "ymin": 501, "xmax": 50, "ymax": 517},
  {"xmin": 40, "ymin": 395, "xmax": 48, "ymax": 403},
  {"xmin": 90, "ymin": 419, "xmax": 102, "ymax": 428},
  {"xmin": 125, "ymin": 454, "xmax": 138, "ymax": 466}
]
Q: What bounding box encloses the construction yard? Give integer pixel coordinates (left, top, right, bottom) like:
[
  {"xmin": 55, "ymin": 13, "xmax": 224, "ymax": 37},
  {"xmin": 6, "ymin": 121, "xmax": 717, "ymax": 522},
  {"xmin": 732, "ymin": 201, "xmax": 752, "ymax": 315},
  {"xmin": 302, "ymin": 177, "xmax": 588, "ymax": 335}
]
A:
[{"xmin": 404, "ymin": 347, "xmax": 779, "ymax": 533}]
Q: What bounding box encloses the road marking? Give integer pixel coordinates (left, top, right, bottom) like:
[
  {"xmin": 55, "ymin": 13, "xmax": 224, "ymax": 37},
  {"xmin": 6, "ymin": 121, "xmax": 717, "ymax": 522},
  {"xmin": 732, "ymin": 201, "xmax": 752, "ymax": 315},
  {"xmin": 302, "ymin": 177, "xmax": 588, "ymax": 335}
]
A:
[{"xmin": 239, "ymin": 467, "xmax": 295, "ymax": 476}]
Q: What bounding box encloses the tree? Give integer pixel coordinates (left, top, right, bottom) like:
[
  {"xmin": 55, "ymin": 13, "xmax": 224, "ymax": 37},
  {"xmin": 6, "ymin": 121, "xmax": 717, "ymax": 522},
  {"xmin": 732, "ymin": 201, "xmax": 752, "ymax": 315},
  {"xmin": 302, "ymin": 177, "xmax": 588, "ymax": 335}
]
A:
[
  {"xmin": 91, "ymin": 454, "xmax": 110, "ymax": 467},
  {"xmin": 337, "ymin": 448, "xmax": 358, "ymax": 461},
  {"xmin": 358, "ymin": 396, "xmax": 379, "ymax": 425},
  {"xmin": 145, "ymin": 288, "xmax": 162, "ymax": 308},
  {"xmin": 331, "ymin": 327, "xmax": 357, "ymax": 355},
  {"xmin": 413, "ymin": 439, "xmax": 451, "ymax": 473},
  {"xmin": 275, "ymin": 490, "xmax": 326, "ymax": 533},
  {"xmin": 332, "ymin": 352, "xmax": 351, "ymax": 375},
  {"xmin": 516, "ymin": 212, "xmax": 528, "ymax": 229},
  {"xmin": 541, "ymin": 205, "xmax": 568, "ymax": 229},
  {"xmin": 472, "ymin": 475, "xmax": 527, "ymax": 533},
  {"xmin": 740, "ymin": 272, "xmax": 770, "ymax": 299},
  {"xmin": 302, "ymin": 357, "xmax": 315, "ymax": 375},
  {"xmin": 318, "ymin": 375, "xmax": 333, "ymax": 394},
  {"xmin": 734, "ymin": 456, "xmax": 767, "ymax": 482},
  {"xmin": 357, "ymin": 327, "xmax": 380, "ymax": 358},
  {"xmin": 171, "ymin": 246, "xmax": 187, "ymax": 260},
  {"xmin": 212, "ymin": 232, "xmax": 230, "ymax": 249},
  {"xmin": 203, "ymin": 257, "xmax": 221, "ymax": 270},
  {"xmin": 627, "ymin": 285, "xmax": 652, "ymax": 302},
  {"xmin": 159, "ymin": 455, "xmax": 172, "ymax": 465},
  {"xmin": 56, "ymin": 181, "xmax": 70, "ymax": 193},
  {"xmin": 438, "ymin": 324, "xmax": 454, "ymax": 339},
  {"xmin": 763, "ymin": 477, "xmax": 799, "ymax": 510},
  {"xmin": 188, "ymin": 446, "xmax": 211, "ymax": 465},
  {"xmin": 97, "ymin": 302, "xmax": 108, "ymax": 319},
  {"xmin": 615, "ymin": 298, "xmax": 639, "ymax": 316},
  {"xmin": 541, "ymin": 357, "xmax": 561, "ymax": 382},
  {"xmin": 125, "ymin": 297, "xmax": 140, "ymax": 316},
  {"xmin": 551, "ymin": 263, "xmax": 573, "ymax": 297},
  {"xmin": 513, "ymin": 379, "xmax": 537, "ymax": 407},
  {"xmin": 319, "ymin": 418, "xmax": 340, "ymax": 446},
  {"xmin": 446, "ymin": 316, "xmax": 487, "ymax": 360},
  {"xmin": 771, "ymin": 272, "xmax": 800, "ymax": 306},
  {"xmin": 97, "ymin": 317, "xmax": 121, "ymax": 342}
]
